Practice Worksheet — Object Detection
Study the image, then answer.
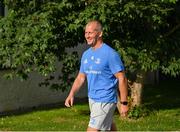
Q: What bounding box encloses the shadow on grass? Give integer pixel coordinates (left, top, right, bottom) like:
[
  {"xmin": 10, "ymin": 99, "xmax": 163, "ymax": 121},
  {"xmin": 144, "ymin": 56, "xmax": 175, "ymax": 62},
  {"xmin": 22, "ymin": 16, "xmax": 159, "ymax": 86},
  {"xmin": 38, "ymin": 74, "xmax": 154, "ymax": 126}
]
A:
[
  {"xmin": 1, "ymin": 79, "xmax": 179, "ymax": 118},
  {"xmin": 143, "ymin": 79, "xmax": 180, "ymax": 111},
  {"xmin": 0, "ymin": 97, "xmax": 89, "ymax": 117}
]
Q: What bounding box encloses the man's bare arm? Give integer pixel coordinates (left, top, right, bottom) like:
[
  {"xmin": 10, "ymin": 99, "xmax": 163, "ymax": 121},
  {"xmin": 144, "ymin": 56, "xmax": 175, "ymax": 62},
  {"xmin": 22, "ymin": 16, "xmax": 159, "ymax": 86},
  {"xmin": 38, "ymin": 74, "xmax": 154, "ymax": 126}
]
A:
[
  {"xmin": 115, "ymin": 71, "xmax": 128, "ymax": 115},
  {"xmin": 65, "ymin": 72, "xmax": 86, "ymax": 107}
]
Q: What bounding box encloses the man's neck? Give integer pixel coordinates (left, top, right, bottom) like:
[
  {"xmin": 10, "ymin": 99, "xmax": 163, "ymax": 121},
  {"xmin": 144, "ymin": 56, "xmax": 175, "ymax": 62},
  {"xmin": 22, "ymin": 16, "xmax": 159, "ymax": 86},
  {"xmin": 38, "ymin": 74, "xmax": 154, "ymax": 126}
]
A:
[{"xmin": 92, "ymin": 41, "xmax": 103, "ymax": 50}]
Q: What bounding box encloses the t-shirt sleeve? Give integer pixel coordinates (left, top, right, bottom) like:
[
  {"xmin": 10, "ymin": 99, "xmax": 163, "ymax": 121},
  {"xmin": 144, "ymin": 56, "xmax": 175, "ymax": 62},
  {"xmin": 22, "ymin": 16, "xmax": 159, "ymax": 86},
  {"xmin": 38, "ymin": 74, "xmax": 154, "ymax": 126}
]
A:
[
  {"xmin": 79, "ymin": 54, "xmax": 85, "ymax": 74},
  {"xmin": 108, "ymin": 51, "xmax": 125, "ymax": 74}
]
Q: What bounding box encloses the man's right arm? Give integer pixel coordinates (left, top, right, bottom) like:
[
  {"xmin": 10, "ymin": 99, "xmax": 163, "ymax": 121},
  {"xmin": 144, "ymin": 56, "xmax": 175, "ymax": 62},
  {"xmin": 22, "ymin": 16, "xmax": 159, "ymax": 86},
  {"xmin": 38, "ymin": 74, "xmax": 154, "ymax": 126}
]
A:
[{"xmin": 65, "ymin": 72, "xmax": 86, "ymax": 107}]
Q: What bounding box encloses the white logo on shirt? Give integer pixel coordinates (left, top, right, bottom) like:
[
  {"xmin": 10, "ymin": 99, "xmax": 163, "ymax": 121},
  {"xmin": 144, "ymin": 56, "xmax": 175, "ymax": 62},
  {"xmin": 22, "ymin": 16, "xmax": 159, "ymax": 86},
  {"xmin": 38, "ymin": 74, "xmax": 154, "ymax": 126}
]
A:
[
  {"xmin": 91, "ymin": 56, "xmax": 94, "ymax": 60},
  {"xmin": 84, "ymin": 59, "xmax": 88, "ymax": 64},
  {"xmin": 83, "ymin": 57, "xmax": 102, "ymax": 75},
  {"xmin": 95, "ymin": 58, "xmax": 101, "ymax": 64}
]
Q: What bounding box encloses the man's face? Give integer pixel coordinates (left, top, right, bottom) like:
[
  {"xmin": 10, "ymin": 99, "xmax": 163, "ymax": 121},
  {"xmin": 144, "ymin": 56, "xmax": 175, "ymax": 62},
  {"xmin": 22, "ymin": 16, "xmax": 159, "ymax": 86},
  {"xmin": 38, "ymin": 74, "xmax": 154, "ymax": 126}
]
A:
[{"xmin": 84, "ymin": 23, "xmax": 99, "ymax": 46}]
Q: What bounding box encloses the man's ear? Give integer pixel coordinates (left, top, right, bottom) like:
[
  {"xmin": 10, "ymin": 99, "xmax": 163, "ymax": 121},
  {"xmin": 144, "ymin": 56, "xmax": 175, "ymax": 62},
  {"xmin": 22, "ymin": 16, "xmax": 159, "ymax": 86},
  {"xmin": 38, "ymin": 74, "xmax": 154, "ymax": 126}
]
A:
[{"xmin": 99, "ymin": 32, "xmax": 103, "ymax": 37}]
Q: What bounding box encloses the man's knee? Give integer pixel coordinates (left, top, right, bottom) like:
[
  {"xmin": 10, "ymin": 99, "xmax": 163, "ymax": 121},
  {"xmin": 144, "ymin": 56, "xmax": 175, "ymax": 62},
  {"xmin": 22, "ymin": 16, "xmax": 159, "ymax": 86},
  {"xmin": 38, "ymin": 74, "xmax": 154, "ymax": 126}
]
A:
[{"xmin": 87, "ymin": 126, "xmax": 98, "ymax": 132}]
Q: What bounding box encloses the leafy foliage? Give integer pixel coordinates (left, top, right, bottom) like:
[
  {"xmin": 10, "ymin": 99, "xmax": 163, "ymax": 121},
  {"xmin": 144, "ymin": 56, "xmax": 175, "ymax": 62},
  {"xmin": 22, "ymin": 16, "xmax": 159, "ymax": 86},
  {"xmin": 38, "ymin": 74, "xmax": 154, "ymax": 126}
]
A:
[
  {"xmin": 128, "ymin": 105, "xmax": 150, "ymax": 119},
  {"xmin": 0, "ymin": 0, "xmax": 179, "ymax": 91},
  {"xmin": 65, "ymin": 0, "xmax": 180, "ymax": 77},
  {"xmin": 0, "ymin": 0, "xmax": 85, "ymax": 90}
]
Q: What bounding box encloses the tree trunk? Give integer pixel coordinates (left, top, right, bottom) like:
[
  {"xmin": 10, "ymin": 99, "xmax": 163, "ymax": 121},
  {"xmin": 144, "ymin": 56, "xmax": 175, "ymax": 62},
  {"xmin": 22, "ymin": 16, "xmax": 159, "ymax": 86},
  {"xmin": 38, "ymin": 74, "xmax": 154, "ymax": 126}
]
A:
[
  {"xmin": 117, "ymin": 71, "xmax": 146, "ymax": 115},
  {"xmin": 130, "ymin": 71, "xmax": 146, "ymax": 107}
]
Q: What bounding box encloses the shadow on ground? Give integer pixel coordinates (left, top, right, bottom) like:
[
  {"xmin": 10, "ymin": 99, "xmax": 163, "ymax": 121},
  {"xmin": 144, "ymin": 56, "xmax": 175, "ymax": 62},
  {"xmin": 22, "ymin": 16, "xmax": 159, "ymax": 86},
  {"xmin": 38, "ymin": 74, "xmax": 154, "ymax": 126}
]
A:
[
  {"xmin": 143, "ymin": 79, "xmax": 180, "ymax": 111},
  {"xmin": 0, "ymin": 97, "xmax": 88, "ymax": 117},
  {"xmin": 1, "ymin": 78, "xmax": 179, "ymax": 117}
]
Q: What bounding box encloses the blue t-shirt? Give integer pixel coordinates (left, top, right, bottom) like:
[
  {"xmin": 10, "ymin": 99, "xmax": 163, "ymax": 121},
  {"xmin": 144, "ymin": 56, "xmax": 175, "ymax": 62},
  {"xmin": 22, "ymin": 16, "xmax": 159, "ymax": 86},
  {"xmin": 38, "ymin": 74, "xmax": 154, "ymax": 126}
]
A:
[{"xmin": 80, "ymin": 43, "xmax": 125, "ymax": 103}]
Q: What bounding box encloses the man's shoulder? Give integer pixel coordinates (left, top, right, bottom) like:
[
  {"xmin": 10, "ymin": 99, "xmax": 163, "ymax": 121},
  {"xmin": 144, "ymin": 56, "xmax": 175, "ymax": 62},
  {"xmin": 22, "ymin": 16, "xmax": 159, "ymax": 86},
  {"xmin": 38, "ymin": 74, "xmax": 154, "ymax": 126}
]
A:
[
  {"xmin": 103, "ymin": 43, "xmax": 117, "ymax": 53},
  {"xmin": 84, "ymin": 47, "xmax": 91, "ymax": 53},
  {"xmin": 81, "ymin": 47, "xmax": 91, "ymax": 57}
]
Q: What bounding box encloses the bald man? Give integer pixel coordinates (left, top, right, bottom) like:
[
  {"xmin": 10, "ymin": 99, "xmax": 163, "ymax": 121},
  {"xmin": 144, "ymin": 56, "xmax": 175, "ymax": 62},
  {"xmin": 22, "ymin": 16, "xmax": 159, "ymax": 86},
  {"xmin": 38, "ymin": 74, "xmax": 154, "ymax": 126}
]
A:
[{"xmin": 65, "ymin": 20, "xmax": 128, "ymax": 131}]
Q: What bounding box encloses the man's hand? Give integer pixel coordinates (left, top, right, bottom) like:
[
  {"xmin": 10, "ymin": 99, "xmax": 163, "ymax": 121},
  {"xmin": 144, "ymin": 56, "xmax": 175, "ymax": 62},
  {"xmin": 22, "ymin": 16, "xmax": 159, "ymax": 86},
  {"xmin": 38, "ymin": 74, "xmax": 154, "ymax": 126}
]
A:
[
  {"xmin": 64, "ymin": 73, "xmax": 86, "ymax": 108},
  {"xmin": 65, "ymin": 95, "xmax": 74, "ymax": 107},
  {"xmin": 120, "ymin": 105, "xmax": 129, "ymax": 117}
]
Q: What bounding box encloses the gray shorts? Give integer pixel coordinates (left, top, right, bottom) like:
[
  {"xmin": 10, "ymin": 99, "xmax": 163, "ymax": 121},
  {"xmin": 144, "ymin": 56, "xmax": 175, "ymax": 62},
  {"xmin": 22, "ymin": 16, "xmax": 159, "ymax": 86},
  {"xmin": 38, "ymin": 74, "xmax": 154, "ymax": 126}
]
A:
[{"xmin": 88, "ymin": 98, "xmax": 116, "ymax": 131}]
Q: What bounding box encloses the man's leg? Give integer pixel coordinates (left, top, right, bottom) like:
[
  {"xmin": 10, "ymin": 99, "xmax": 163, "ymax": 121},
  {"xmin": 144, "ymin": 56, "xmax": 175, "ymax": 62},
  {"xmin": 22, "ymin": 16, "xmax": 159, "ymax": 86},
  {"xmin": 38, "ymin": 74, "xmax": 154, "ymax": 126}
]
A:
[
  {"xmin": 111, "ymin": 121, "xmax": 117, "ymax": 131},
  {"xmin": 87, "ymin": 127, "xmax": 98, "ymax": 132},
  {"xmin": 87, "ymin": 123, "xmax": 117, "ymax": 132},
  {"xmin": 88, "ymin": 99, "xmax": 116, "ymax": 131},
  {"xmin": 87, "ymin": 122, "xmax": 117, "ymax": 132}
]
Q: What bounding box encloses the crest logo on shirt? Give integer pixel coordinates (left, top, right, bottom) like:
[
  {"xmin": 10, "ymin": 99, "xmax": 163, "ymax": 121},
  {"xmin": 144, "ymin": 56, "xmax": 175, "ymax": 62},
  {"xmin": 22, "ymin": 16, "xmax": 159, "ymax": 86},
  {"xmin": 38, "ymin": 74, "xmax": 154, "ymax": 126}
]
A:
[
  {"xmin": 95, "ymin": 58, "xmax": 101, "ymax": 64},
  {"xmin": 84, "ymin": 59, "xmax": 88, "ymax": 64}
]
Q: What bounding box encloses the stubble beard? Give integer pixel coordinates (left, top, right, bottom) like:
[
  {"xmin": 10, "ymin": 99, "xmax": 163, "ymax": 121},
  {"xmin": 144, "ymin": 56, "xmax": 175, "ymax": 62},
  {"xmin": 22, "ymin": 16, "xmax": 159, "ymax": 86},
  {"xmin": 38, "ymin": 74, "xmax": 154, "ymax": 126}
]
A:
[{"xmin": 87, "ymin": 36, "xmax": 98, "ymax": 47}]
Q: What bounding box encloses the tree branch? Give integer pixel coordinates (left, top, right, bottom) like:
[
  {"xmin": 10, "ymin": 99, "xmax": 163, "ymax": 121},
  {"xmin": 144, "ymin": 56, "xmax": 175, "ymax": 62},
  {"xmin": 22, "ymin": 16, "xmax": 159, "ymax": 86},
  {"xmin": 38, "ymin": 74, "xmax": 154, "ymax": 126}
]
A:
[{"xmin": 164, "ymin": 22, "xmax": 180, "ymax": 37}]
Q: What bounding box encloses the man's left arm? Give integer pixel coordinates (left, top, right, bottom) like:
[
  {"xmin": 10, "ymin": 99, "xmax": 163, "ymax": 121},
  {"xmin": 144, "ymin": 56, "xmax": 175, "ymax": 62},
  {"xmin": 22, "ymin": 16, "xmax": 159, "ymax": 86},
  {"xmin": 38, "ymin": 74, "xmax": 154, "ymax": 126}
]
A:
[{"xmin": 115, "ymin": 71, "xmax": 129, "ymax": 116}]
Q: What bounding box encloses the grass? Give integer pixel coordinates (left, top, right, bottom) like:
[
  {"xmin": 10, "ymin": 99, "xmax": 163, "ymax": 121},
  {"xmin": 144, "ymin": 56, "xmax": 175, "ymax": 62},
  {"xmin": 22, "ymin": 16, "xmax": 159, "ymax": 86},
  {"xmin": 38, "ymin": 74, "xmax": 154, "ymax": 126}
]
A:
[{"xmin": 0, "ymin": 80, "xmax": 180, "ymax": 131}]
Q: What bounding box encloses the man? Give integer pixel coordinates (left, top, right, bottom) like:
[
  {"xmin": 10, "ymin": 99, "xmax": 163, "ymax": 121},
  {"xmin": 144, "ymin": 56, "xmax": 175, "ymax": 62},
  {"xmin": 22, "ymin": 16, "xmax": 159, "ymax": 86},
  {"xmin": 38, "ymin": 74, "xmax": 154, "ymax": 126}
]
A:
[{"xmin": 65, "ymin": 20, "xmax": 128, "ymax": 131}]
